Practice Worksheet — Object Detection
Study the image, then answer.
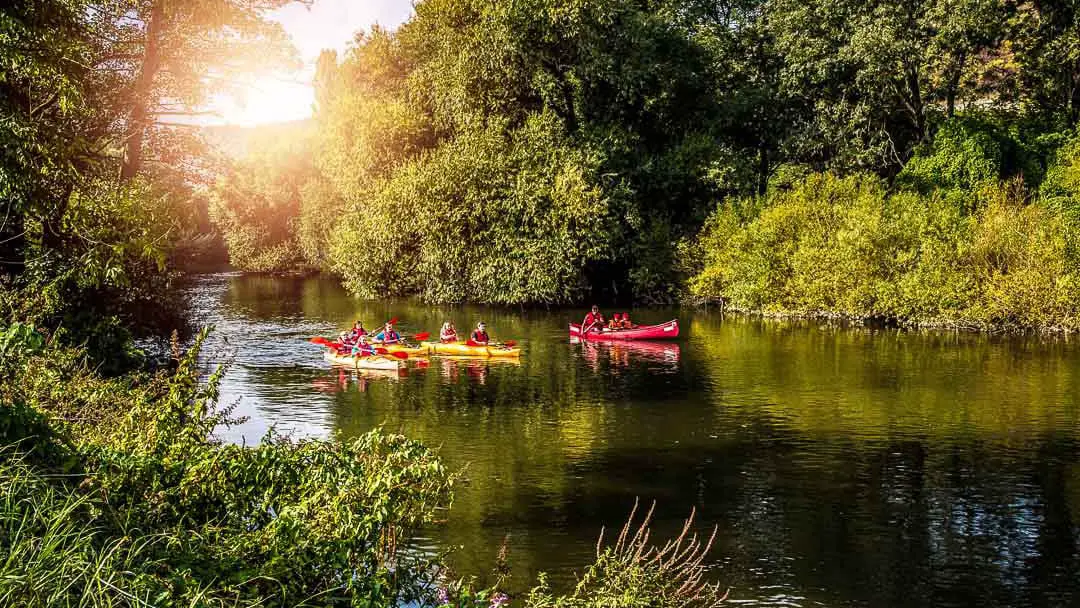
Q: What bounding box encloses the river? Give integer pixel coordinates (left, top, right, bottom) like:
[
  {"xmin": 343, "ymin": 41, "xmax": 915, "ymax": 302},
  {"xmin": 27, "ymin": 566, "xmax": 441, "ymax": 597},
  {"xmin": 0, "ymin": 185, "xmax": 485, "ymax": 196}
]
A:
[{"xmin": 182, "ymin": 272, "xmax": 1080, "ymax": 607}]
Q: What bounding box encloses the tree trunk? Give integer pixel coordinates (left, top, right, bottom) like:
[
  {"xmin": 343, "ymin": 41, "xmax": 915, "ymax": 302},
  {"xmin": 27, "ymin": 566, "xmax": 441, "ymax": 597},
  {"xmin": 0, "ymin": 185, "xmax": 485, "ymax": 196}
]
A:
[
  {"xmin": 905, "ymin": 62, "xmax": 927, "ymax": 143},
  {"xmin": 946, "ymin": 52, "xmax": 966, "ymax": 118},
  {"xmin": 756, "ymin": 143, "xmax": 769, "ymax": 196},
  {"xmin": 121, "ymin": 1, "xmax": 165, "ymax": 181}
]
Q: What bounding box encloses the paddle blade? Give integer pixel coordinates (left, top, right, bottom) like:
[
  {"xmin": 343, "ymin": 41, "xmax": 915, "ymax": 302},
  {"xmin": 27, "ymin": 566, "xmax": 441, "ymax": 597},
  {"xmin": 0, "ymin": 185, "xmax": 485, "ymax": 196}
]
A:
[
  {"xmin": 309, "ymin": 337, "xmax": 334, "ymax": 347},
  {"xmin": 414, "ymin": 332, "xmax": 430, "ymax": 340},
  {"xmin": 388, "ymin": 351, "xmax": 409, "ymax": 359},
  {"xmin": 503, "ymin": 340, "xmax": 517, "ymax": 348},
  {"xmin": 388, "ymin": 317, "xmax": 399, "ymax": 325},
  {"xmin": 374, "ymin": 348, "xmax": 388, "ymax": 355}
]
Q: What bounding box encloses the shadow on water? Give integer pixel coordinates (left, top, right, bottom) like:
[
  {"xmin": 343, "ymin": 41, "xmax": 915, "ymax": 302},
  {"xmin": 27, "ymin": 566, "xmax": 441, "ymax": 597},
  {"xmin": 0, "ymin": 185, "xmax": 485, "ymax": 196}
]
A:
[{"xmin": 182, "ymin": 273, "xmax": 1080, "ymax": 607}]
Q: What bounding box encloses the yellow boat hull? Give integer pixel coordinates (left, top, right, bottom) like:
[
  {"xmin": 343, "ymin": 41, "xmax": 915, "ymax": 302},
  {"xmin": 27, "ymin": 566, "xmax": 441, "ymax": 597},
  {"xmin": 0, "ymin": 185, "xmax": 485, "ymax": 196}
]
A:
[
  {"xmin": 421, "ymin": 341, "xmax": 521, "ymax": 358},
  {"xmin": 375, "ymin": 343, "xmax": 428, "ymax": 356},
  {"xmin": 323, "ymin": 352, "xmax": 404, "ymax": 370}
]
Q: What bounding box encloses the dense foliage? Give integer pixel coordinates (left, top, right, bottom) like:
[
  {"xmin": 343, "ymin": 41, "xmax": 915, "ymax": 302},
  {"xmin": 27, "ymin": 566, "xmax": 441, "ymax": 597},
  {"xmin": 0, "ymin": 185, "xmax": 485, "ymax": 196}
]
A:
[
  {"xmin": 203, "ymin": 0, "xmax": 1080, "ymax": 315},
  {"xmin": 685, "ymin": 148, "xmax": 1080, "ymax": 330}
]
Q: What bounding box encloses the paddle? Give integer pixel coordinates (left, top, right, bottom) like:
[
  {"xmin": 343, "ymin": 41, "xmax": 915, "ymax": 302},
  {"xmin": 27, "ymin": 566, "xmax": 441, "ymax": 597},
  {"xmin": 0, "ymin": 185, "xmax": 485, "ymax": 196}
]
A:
[
  {"xmin": 308, "ymin": 336, "xmax": 335, "ymax": 347},
  {"xmin": 374, "ymin": 348, "xmax": 409, "ymax": 360},
  {"xmin": 413, "ymin": 332, "xmax": 431, "ymax": 341}
]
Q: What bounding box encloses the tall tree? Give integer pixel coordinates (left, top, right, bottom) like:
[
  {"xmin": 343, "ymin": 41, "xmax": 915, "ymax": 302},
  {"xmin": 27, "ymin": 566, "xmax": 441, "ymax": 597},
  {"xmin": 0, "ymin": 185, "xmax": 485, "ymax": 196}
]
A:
[{"xmin": 117, "ymin": 0, "xmax": 302, "ymax": 180}]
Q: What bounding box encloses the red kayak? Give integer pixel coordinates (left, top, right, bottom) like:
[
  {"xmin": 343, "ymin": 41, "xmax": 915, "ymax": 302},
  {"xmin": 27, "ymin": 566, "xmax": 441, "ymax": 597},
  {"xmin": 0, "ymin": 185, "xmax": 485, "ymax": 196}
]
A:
[{"xmin": 568, "ymin": 319, "xmax": 679, "ymax": 341}]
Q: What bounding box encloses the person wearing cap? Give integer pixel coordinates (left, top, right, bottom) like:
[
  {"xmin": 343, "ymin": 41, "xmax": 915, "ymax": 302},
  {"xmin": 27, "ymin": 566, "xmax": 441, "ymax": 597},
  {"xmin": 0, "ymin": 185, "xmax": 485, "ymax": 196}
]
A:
[
  {"xmin": 607, "ymin": 313, "xmax": 622, "ymax": 330},
  {"xmin": 471, "ymin": 321, "xmax": 490, "ymax": 345},
  {"xmin": 582, "ymin": 305, "xmax": 605, "ymax": 334},
  {"xmin": 620, "ymin": 313, "xmax": 634, "ymax": 329}
]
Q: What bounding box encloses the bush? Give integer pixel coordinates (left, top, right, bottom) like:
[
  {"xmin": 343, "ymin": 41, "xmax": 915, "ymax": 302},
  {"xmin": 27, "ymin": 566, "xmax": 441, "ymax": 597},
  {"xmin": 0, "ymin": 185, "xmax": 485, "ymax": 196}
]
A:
[
  {"xmin": 329, "ymin": 112, "xmax": 612, "ymax": 305},
  {"xmin": 897, "ymin": 115, "xmax": 1044, "ymax": 195},
  {"xmin": 209, "ymin": 128, "xmax": 316, "ymax": 273},
  {"xmin": 0, "ymin": 329, "xmax": 456, "ymax": 606},
  {"xmin": 686, "ymin": 172, "xmax": 1080, "ymax": 330}
]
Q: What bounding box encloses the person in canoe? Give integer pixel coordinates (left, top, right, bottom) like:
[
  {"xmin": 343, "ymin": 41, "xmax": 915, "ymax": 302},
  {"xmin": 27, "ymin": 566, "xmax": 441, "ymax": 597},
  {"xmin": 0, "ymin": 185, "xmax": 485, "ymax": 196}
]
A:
[
  {"xmin": 582, "ymin": 305, "xmax": 605, "ymax": 334},
  {"xmin": 620, "ymin": 313, "xmax": 636, "ymax": 329},
  {"xmin": 372, "ymin": 322, "xmax": 401, "ymax": 344},
  {"xmin": 440, "ymin": 321, "xmax": 458, "ymax": 343},
  {"xmin": 470, "ymin": 321, "xmax": 490, "ymax": 345},
  {"xmin": 351, "ymin": 335, "xmax": 376, "ymax": 357},
  {"xmin": 607, "ymin": 313, "xmax": 622, "ymax": 330}
]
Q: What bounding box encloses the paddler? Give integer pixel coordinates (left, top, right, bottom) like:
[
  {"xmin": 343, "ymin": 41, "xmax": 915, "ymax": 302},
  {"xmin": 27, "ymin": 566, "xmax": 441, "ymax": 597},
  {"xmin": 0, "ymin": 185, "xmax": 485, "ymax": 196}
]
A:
[
  {"xmin": 582, "ymin": 305, "xmax": 605, "ymax": 334},
  {"xmin": 440, "ymin": 321, "xmax": 458, "ymax": 343},
  {"xmin": 345, "ymin": 320, "xmax": 366, "ymax": 344},
  {"xmin": 372, "ymin": 322, "xmax": 401, "ymax": 344},
  {"xmin": 470, "ymin": 321, "xmax": 490, "ymax": 345},
  {"xmin": 351, "ymin": 335, "xmax": 376, "ymax": 356}
]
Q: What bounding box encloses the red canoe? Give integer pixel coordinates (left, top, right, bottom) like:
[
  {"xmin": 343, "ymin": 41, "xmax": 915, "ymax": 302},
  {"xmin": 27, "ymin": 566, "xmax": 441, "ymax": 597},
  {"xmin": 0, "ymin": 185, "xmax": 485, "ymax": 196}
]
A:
[{"xmin": 568, "ymin": 319, "xmax": 679, "ymax": 341}]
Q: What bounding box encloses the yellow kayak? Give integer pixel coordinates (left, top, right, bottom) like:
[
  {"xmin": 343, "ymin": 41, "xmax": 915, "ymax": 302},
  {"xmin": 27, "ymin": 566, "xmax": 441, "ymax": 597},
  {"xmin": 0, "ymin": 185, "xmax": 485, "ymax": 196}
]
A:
[
  {"xmin": 373, "ymin": 343, "xmax": 428, "ymax": 356},
  {"xmin": 323, "ymin": 351, "xmax": 405, "ymax": 370},
  {"xmin": 421, "ymin": 341, "xmax": 521, "ymax": 358}
]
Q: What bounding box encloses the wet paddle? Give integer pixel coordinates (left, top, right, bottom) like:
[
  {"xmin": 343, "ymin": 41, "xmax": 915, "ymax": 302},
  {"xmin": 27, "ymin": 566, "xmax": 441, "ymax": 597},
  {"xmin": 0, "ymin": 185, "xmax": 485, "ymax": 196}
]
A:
[{"xmin": 308, "ymin": 336, "xmax": 335, "ymax": 347}]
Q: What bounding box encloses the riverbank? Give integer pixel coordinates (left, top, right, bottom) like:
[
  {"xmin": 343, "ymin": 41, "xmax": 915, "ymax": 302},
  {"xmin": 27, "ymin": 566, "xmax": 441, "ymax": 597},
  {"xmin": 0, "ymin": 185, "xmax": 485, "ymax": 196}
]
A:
[
  {"xmin": 699, "ymin": 303, "xmax": 1080, "ymax": 335},
  {"xmin": 685, "ymin": 173, "xmax": 1080, "ymax": 335}
]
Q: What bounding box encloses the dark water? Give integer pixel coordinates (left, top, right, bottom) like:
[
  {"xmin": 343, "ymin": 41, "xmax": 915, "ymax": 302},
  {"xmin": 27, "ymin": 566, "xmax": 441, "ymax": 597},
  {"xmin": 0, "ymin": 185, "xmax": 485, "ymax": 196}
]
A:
[{"xmin": 184, "ymin": 273, "xmax": 1080, "ymax": 607}]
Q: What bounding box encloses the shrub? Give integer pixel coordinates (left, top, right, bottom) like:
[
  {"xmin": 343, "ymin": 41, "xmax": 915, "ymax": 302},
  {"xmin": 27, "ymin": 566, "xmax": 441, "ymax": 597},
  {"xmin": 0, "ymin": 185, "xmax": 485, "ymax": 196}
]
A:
[
  {"xmin": 686, "ymin": 172, "xmax": 1080, "ymax": 330},
  {"xmin": 329, "ymin": 112, "xmax": 612, "ymax": 305}
]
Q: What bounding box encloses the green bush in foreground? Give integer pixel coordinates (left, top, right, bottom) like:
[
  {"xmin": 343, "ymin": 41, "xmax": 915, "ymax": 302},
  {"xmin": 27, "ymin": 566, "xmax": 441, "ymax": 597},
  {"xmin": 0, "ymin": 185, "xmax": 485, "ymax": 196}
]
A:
[
  {"xmin": 686, "ymin": 172, "xmax": 1080, "ymax": 331},
  {"xmin": 0, "ymin": 324, "xmax": 729, "ymax": 607},
  {"xmin": 1, "ymin": 329, "xmax": 455, "ymax": 606}
]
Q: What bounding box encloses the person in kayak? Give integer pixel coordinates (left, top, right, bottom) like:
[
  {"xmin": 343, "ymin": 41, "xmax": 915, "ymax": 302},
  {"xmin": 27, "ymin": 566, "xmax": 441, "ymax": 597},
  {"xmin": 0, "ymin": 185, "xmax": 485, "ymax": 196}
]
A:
[
  {"xmin": 372, "ymin": 322, "xmax": 401, "ymax": 344},
  {"xmin": 440, "ymin": 321, "xmax": 458, "ymax": 343},
  {"xmin": 351, "ymin": 335, "xmax": 376, "ymax": 356},
  {"xmin": 344, "ymin": 320, "xmax": 366, "ymax": 344},
  {"xmin": 471, "ymin": 321, "xmax": 490, "ymax": 345},
  {"xmin": 582, "ymin": 305, "xmax": 605, "ymax": 334},
  {"xmin": 620, "ymin": 313, "xmax": 635, "ymax": 329},
  {"xmin": 607, "ymin": 314, "xmax": 622, "ymax": 330}
]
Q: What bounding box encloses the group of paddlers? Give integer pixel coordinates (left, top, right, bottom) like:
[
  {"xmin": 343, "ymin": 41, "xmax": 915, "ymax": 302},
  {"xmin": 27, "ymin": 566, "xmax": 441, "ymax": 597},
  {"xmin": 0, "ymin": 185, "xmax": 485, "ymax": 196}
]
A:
[
  {"xmin": 438, "ymin": 320, "xmax": 490, "ymax": 344},
  {"xmin": 580, "ymin": 305, "xmax": 637, "ymax": 334},
  {"xmin": 337, "ymin": 319, "xmax": 493, "ymax": 356},
  {"xmin": 337, "ymin": 321, "xmax": 401, "ymax": 356}
]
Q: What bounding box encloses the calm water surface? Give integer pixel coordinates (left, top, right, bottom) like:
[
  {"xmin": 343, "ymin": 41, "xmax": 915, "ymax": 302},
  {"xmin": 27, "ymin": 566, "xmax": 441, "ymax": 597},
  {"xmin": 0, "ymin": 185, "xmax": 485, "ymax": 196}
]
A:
[{"xmin": 183, "ymin": 273, "xmax": 1080, "ymax": 607}]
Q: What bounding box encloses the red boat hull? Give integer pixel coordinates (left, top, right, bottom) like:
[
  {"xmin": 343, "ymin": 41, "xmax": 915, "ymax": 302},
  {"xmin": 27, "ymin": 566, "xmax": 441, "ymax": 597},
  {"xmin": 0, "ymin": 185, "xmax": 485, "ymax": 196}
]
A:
[{"xmin": 568, "ymin": 319, "xmax": 679, "ymax": 341}]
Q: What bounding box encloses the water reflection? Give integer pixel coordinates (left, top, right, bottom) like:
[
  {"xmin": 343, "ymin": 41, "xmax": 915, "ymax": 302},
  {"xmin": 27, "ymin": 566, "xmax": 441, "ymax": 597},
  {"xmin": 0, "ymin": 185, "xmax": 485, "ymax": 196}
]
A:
[
  {"xmin": 183, "ymin": 274, "xmax": 1080, "ymax": 607},
  {"xmin": 573, "ymin": 337, "xmax": 681, "ymax": 373}
]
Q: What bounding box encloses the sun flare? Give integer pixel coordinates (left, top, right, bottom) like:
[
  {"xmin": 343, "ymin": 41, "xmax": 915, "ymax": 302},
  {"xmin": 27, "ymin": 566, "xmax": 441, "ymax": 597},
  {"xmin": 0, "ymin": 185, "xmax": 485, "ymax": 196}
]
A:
[{"xmin": 213, "ymin": 76, "xmax": 315, "ymax": 126}]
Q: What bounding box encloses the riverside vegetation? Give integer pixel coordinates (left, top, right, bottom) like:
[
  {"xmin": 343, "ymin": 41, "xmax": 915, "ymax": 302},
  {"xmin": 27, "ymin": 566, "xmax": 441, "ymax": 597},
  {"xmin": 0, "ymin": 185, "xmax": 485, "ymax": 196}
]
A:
[
  {"xmin": 0, "ymin": 0, "xmax": 726, "ymax": 605},
  {"xmin": 209, "ymin": 0, "xmax": 1080, "ymax": 333},
  {"xmin": 5, "ymin": 0, "xmax": 1080, "ymax": 604}
]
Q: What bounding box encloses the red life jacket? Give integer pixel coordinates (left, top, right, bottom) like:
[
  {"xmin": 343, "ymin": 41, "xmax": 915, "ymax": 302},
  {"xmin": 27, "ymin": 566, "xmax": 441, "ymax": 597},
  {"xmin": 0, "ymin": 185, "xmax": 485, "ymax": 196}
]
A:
[{"xmin": 471, "ymin": 329, "xmax": 489, "ymax": 344}]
